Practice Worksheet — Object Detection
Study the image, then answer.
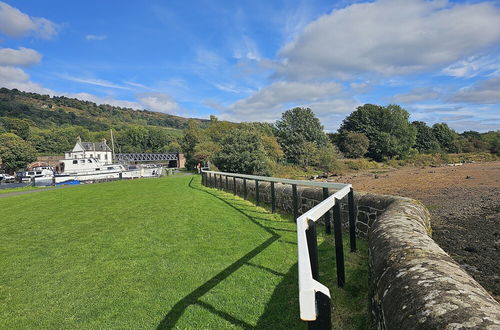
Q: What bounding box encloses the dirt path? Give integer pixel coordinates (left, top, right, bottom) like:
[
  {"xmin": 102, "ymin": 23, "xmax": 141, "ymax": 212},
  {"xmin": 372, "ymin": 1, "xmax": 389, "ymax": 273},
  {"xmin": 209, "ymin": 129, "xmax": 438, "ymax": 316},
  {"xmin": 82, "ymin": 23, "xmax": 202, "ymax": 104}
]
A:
[{"xmin": 332, "ymin": 161, "xmax": 500, "ymax": 301}]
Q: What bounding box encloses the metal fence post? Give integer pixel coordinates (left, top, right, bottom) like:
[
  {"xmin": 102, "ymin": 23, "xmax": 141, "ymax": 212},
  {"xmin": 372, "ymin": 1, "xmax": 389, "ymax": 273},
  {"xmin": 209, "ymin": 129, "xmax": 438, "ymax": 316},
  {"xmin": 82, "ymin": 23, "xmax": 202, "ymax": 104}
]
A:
[
  {"xmin": 233, "ymin": 176, "xmax": 236, "ymax": 195},
  {"xmin": 333, "ymin": 198, "xmax": 345, "ymax": 288},
  {"xmin": 225, "ymin": 175, "xmax": 228, "ymax": 190},
  {"xmin": 243, "ymin": 178, "xmax": 247, "ymax": 200},
  {"xmin": 292, "ymin": 184, "xmax": 298, "ymax": 222},
  {"xmin": 271, "ymin": 182, "xmax": 276, "ymax": 213},
  {"xmin": 219, "ymin": 174, "xmax": 223, "ymax": 190},
  {"xmin": 308, "ymin": 292, "xmax": 332, "ymax": 330},
  {"xmin": 306, "ymin": 220, "xmax": 319, "ymax": 280},
  {"xmin": 348, "ymin": 187, "xmax": 357, "ymax": 252},
  {"xmin": 323, "ymin": 188, "xmax": 331, "ymax": 235},
  {"xmin": 255, "ymin": 179, "xmax": 260, "ymax": 205}
]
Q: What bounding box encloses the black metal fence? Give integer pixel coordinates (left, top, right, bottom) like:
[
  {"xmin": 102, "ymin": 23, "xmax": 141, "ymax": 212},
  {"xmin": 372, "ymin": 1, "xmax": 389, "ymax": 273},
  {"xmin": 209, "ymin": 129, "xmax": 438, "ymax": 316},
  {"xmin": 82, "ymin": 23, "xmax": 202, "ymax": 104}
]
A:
[{"xmin": 201, "ymin": 170, "xmax": 357, "ymax": 329}]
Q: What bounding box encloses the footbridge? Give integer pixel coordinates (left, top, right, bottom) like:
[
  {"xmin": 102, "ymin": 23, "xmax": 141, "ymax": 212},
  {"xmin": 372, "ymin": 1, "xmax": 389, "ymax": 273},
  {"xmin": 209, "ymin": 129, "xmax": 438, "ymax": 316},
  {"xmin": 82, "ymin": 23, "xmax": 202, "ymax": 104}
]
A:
[{"xmin": 115, "ymin": 153, "xmax": 183, "ymax": 167}]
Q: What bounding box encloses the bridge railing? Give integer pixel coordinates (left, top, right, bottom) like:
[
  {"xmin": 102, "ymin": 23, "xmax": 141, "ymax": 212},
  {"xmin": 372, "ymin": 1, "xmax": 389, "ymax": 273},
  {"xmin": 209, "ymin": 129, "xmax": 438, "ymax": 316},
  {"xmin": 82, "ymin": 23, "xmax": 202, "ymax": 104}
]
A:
[{"xmin": 201, "ymin": 170, "xmax": 356, "ymax": 329}]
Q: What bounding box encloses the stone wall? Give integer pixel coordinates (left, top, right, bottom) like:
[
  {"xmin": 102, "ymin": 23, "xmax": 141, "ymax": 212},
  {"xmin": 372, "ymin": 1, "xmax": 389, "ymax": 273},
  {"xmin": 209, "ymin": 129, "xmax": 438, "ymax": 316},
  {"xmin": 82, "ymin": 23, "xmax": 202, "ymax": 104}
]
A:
[{"xmin": 203, "ymin": 173, "xmax": 500, "ymax": 329}]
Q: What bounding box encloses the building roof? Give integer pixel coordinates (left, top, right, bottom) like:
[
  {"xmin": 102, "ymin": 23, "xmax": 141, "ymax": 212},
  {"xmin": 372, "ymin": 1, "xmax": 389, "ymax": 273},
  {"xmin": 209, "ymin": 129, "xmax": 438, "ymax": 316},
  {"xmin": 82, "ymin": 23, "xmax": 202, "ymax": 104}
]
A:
[{"xmin": 80, "ymin": 141, "xmax": 111, "ymax": 152}]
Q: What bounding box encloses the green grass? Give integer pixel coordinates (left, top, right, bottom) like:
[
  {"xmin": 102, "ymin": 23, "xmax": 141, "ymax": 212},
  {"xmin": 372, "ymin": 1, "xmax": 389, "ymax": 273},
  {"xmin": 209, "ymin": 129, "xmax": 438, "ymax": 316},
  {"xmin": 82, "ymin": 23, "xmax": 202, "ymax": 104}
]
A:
[
  {"xmin": 0, "ymin": 175, "xmax": 368, "ymax": 329},
  {"xmin": 0, "ymin": 185, "xmax": 55, "ymax": 194}
]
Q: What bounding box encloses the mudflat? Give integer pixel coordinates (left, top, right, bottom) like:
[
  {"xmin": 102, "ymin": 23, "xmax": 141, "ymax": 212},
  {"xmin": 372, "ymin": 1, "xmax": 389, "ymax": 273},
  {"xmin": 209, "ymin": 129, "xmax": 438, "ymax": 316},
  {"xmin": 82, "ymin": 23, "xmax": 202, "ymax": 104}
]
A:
[{"xmin": 334, "ymin": 161, "xmax": 500, "ymax": 301}]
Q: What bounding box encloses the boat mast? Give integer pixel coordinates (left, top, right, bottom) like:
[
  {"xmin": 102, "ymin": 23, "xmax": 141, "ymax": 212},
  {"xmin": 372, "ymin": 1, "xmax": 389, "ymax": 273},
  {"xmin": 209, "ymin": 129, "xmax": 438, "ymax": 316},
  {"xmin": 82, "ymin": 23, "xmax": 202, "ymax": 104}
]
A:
[{"xmin": 110, "ymin": 129, "xmax": 115, "ymax": 161}]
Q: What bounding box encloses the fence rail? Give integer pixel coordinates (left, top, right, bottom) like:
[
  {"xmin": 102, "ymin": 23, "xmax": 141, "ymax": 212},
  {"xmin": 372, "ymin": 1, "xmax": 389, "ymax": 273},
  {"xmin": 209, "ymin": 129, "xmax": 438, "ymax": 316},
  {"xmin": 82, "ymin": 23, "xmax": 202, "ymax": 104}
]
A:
[{"xmin": 202, "ymin": 170, "xmax": 356, "ymax": 329}]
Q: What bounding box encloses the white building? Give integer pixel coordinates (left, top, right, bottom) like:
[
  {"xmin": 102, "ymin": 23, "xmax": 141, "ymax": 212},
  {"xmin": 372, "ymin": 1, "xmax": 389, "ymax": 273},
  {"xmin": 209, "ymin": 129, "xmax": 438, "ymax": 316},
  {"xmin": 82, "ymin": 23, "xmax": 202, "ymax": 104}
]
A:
[{"xmin": 64, "ymin": 137, "xmax": 113, "ymax": 165}]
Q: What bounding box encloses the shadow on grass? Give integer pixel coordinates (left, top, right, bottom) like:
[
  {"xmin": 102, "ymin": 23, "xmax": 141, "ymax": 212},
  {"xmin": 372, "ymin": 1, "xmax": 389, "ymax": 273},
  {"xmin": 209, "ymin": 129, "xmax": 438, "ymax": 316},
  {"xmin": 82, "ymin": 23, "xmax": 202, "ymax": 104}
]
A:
[
  {"xmin": 157, "ymin": 177, "xmax": 299, "ymax": 329},
  {"xmin": 157, "ymin": 178, "xmax": 369, "ymax": 329}
]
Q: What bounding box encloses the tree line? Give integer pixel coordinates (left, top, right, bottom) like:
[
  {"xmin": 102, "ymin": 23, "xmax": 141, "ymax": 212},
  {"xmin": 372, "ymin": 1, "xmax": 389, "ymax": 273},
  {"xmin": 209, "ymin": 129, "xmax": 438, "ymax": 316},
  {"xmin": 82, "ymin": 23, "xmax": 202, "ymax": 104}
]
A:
[
  {"xmin": 0, "ymin": 86, "xmax": 498, "ymax": 174},
  {"xmin": 181, "ymin": 106, "xmax": 499, "ymax": 175}
]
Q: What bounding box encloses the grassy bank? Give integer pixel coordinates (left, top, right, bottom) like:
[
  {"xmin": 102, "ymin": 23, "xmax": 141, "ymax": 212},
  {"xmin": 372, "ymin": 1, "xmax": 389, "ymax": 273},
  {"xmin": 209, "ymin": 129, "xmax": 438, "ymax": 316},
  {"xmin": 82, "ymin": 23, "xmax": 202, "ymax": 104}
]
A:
[{"xmin": 0, "ymin": 175, "xmax": 369, "ymax": 329}]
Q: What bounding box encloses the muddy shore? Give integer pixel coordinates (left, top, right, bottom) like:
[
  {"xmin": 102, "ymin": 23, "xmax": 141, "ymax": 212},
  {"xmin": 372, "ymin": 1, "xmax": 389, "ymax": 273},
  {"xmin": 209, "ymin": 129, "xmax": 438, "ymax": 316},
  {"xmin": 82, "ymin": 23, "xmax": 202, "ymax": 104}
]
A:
[{"xmin": 331, "ymin": 161, "xmax": 500, "ymax": 301}]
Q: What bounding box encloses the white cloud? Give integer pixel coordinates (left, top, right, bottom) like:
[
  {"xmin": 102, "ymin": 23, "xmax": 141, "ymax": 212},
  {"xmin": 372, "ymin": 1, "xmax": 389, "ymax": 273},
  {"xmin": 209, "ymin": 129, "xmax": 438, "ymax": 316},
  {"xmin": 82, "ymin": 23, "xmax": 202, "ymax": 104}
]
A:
[
  {"xmin": 449, "ymin": 77, "xmax": 500, "ymax": 104},
  {"xmin": 442, "ymin": 54, "xmax": 500, "ymax": 78},
  {"xmin": 350, "ymin": 81, "xmax": 372, "ymax": 93},
  {"xmin": 277, "ymin": 0, "xmax": 500, "ymax": 79},
  {"xmin": 0, "ymin": 1, "xmax": 58, "ymax": 39},
  {"xmin": 0, "ymin": 65, "xmax": 52, "ymax": 94},
  {"xmin": 59, "ymin": 74, "xmax": 131, "ymax": 90},
  {"xmin": 218, "ymin": 81, "xmax": 347, "ymax": 123},
  {"xmin": 70, "ymin": 92, "xmax": 141, "ymax": 109},
  {"xmin": 233, "ymin": 35, "xmax": 261, "ymax": 61},
  {"xmin": 392, "ymin": 87, "xmax": 441, "ymax": 103},
  {"xmin": 85, "ymin": 34, "xmax": 107, "ymax": 41},
  {"xmin": 0, "ymin": 47, "xmax": 41, "ymax": 67},
  {"xmin": 136, "ymin": 92, "xmax": 180, "ymax": 114}
]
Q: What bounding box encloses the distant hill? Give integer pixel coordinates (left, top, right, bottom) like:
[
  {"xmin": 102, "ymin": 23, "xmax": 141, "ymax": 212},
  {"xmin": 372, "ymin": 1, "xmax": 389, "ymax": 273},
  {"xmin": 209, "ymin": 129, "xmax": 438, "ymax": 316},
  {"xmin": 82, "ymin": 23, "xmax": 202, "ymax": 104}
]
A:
[{"xmin": 0, "ymin": 88, "xmax": 208, "ymax": 131}]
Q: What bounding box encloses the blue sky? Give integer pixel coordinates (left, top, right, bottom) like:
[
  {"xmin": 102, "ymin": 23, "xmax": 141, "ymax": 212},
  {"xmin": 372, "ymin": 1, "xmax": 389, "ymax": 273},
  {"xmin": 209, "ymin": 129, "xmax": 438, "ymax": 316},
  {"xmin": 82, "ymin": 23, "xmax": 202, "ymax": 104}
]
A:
[{"xmin": 0, "ymin": 0, "xmax": 499, "ymax": 132}]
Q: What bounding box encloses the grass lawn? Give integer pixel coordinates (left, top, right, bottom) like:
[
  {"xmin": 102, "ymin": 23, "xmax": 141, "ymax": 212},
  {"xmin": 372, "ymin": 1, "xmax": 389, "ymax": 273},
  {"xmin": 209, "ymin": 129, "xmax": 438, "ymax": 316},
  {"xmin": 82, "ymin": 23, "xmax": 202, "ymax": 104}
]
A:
[
  {"xmin": 0, "ymin": 175, "xmax": 368, "ymax": 329},
  {"xmin": 0, "ymin": 185, "xmax": 55, "ymax": 194}
]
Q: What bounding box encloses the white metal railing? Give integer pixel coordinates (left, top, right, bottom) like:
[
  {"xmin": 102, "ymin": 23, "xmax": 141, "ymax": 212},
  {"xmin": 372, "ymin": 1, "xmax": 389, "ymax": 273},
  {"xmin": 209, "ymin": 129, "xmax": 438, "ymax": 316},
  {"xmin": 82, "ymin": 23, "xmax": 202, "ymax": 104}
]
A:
[
  {"xmin": 296, "ymin": 184, "xmax": 351, "ymax": 322},
  {"xmin": 201, "ymin": 170, "xmax": 356, "ymax": 328}
]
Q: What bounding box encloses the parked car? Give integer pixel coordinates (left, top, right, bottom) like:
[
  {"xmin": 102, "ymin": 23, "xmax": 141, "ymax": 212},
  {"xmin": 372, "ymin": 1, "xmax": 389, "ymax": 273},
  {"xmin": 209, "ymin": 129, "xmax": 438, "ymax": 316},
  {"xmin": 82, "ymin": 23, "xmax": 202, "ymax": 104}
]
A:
[{"xmin": 0, "ymin": 173, "xmax": 15, "ymax": 183}]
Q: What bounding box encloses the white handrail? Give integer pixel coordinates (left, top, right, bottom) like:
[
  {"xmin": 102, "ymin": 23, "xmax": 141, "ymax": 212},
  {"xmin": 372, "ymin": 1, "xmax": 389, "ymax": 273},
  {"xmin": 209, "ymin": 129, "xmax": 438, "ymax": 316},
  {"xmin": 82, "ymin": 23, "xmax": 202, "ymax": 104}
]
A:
[
  {"xmin": 297, "ymin": 185, "xmax": 351, "ymax": 320},
  {"xmin": 202, "ymin": 169, "xmax": 352, "ymax": 322}
]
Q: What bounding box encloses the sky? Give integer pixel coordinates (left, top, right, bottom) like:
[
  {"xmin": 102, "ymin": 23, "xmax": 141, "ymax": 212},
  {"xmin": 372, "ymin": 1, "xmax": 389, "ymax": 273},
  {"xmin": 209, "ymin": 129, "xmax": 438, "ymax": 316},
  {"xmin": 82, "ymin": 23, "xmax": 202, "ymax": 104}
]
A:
[{"xmin": 0, "ymin": 0, "xmax": 499, "ymax": 132}]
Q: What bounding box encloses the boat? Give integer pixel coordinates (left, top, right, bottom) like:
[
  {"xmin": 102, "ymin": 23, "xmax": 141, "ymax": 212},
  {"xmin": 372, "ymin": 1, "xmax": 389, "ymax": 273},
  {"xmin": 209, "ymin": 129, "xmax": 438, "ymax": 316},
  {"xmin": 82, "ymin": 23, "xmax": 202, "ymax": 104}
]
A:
[
  {"xmin": 16, "ymin": 166, "xmax": 55, "ymax": 185},
  {"xmin": 54, "ymin": 137, "xmax": 163, "ymax": 184}
]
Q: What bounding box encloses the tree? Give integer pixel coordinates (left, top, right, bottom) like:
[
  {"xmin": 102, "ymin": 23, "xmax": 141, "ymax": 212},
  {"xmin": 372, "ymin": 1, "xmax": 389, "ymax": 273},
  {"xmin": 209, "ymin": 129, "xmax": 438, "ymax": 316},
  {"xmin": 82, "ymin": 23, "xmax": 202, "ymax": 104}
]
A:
[
  {"xmin": 339, "ymin": 104, "xmax": 416, "ymax": 161},
  {"xmin": 296, "ymin": 141, "xmax": 319, "ymax": 167},
  {"xmin": 316, "ymin": 144, "xmax": 340, "ymax": 172},
  {"xmin": 412, "ymin": 121, "xmax": 440, "ymax": 153},
  {"xmin": 181, "ymin": 120, "xmax": 204, "ymax": 169},
  {"xmin": 214, "ymin": 129, "xmax": 271, "ymax": 175},
  {"xmin": 338, "ymin": 131, "xmax": 369, "ymax": 158},
  {"xmin": 0, "ymin": 117, "xmax": 31, "ymax": 140},
  {"xmin": 261, "ymin": 135, "xmax": 284, "ymax": 161},
  {"xmin": 193, "ymin": 141, "xmax": 220, "ymax": 165},
  {"xmin": 160, "ymin": 141, "xmax": 182, "ymax": 153},
  {"xmin": 0, "ymin": 133, "xmax": 37, "ymax": 172},
  {"xmin": 432, "ymin": 123, "xmax": 461, "ymax": 153},
  {"xmin": 275, "ymin": 107, "xmax": 328, "ymax": 164}
]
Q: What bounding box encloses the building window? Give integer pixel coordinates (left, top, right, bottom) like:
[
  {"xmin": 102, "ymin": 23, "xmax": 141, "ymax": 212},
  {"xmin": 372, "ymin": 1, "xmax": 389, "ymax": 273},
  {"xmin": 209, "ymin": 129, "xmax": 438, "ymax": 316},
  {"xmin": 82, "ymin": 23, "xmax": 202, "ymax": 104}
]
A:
[
  {"xmin": 88, "ymin": 159, "xmax": 92, "ymax": 163},
  {"xmin": 98, "ymin": 154, "xmax": 101, "ymax": 159},
  {"xmin": 80, "ymin": 160, "xmax": 85, "ymax": 164},
  {"xmin": 73, "ymin": 160, "xmax": 78, "ymax": 164},
  {"xmin": 105, "ymin": 154, "xmax": 108, "ymax": 160}
]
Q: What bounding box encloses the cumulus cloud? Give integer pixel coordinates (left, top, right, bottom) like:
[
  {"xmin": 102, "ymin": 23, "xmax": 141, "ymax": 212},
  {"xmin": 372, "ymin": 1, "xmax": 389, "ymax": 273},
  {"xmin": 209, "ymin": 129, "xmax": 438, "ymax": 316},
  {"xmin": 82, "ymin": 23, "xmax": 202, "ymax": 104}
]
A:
[
  {"xmin": 0, "ymin": 47, "xmax": 42, "ymax": 67},
  {"xmin": 85, "ymin": 34, "xmax": 107, "ymax": 41},
  {"xmin": 449, "ymin": 77, "xmax": 500, "ymax": 104},
  {"xmin": 0, "ymin": 65, "xmax": 52, "ymax": 94},
  {"xmin": 276, "ymin": 0, "xmax": 500, "ymax": 79},
  {"xmin": 230, "ymin": 81, "xmax": 342, "ymax": 114},
  {"xmin": 0, "ymin": 1, "xmax": 58, "ymax": 39},
  {"xmin": 136, "ymin": 92, "xmax": 180, "ymax": 114},
  {"xmin": 218, "ymin": 81, "xmax": 349, "ymax": 124},
  {"xmin": 392, "ymin": 87, "xmax": 441, "ymax": 103}
]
